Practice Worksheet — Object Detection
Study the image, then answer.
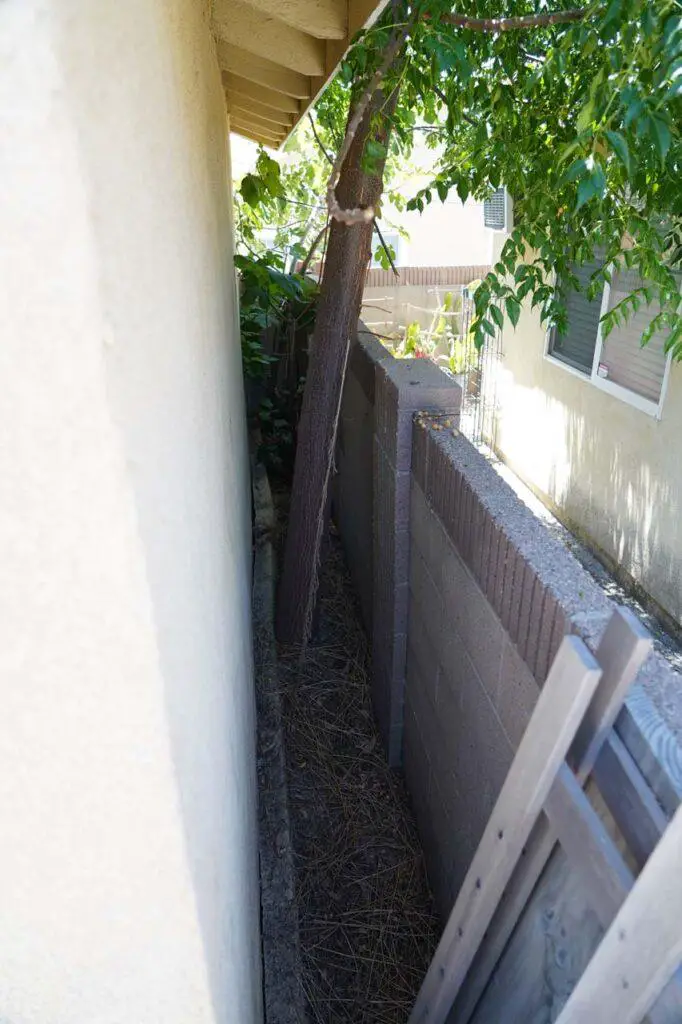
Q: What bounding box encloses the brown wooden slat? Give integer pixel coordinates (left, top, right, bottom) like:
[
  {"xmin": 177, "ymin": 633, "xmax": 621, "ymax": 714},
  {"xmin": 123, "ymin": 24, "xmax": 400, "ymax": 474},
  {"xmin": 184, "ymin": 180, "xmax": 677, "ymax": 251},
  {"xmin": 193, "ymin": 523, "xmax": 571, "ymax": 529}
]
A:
[
  {"xmin": 453, "ymin": 608, "xmax": 652, "ymax": 1024},
  {"xmin": 555, "ymin": 802, "xmax": 682, "ymax": 1024},
  {"xmin": 408, "ymin": 637, "xmax": 602, "ymax": 1024}
]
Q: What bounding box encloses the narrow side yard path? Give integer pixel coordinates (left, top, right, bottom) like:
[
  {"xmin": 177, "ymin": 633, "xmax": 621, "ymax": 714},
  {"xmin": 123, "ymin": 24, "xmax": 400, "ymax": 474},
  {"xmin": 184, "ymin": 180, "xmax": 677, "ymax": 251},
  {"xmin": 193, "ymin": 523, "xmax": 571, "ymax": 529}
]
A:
[{"xmin": 277, "ymin": 525, "xmax": 439, "ymax": 1024}]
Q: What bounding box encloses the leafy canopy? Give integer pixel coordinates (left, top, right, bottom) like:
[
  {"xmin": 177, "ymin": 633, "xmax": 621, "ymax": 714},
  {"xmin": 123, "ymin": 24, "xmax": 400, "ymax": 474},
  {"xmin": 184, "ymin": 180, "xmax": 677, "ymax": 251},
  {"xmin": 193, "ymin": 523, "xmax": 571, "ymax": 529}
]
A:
[{"xmin": 321, "ymin": 0, "xmax": 682, "ymax": 355}]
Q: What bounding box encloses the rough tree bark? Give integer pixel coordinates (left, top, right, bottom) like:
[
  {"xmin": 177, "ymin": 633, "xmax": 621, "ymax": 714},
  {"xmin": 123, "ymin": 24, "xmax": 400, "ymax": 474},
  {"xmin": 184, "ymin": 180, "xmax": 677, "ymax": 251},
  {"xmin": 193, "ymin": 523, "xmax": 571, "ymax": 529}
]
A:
[{"xmin": 276, "ymin": 90, "xmax": 397, "ymax": 645}]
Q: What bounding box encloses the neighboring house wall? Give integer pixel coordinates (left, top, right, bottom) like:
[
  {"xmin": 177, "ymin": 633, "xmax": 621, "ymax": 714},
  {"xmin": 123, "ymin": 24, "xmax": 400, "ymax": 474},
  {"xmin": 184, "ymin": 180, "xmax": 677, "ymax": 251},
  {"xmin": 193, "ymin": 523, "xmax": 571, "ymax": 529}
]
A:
[
  {"xmin": 488, "ymin": 233, "xmax": 682, "ymax": 629},
  {"xmin": 0, "ymin": 3, "xmax": 260, "ymax": 1023},
  {"xmin": 362, "ymin": 266, "xmax": 489, "ymax": 339},
  {"xmin": 380, "ymin": 197, "xmax": 493, "ymax": 268}
]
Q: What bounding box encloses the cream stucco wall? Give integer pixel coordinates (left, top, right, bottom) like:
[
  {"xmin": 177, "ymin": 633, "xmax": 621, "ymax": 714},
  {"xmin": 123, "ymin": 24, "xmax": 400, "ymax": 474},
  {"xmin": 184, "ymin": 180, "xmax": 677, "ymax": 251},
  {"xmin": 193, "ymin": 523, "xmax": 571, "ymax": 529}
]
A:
[
  {"xmin": 0, "ymin": 2, "xmax": 261, "ymax": 1022},
  {"xmin": 489, "ymin": 235, "xmax": 682, "ymax": 627}
]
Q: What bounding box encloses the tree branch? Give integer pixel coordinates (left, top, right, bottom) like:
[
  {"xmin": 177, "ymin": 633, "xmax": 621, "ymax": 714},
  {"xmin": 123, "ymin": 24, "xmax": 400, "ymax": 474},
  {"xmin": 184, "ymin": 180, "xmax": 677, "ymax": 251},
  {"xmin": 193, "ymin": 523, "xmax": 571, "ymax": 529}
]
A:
[
  {"xmin": 299, "ymin": 220, "xmax": 329, "ymax": 277},
  {"xmin": 326, "ymin": 16, "xmax": 415, "ymax": 225},
  {"xmin": 373, "ymin": 219, "xmax": 400, "ymax": 278},
  {"xmin": 308, "ymin": 113, "xmax": 333, "ymax": 166},
  {"xmin": 441, "ymin": 8, "xmax": 589, "ymax": 31}
]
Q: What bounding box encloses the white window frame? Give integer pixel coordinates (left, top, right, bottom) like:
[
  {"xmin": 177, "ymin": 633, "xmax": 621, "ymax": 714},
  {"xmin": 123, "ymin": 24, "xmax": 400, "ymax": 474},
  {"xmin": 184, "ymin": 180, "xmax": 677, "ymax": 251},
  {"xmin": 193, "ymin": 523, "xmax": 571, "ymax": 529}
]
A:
[
  {"xmin": 371, "ymin": 230, "xmax": 402, "ymax": 269},
  {"xmin": 544, "ymin": 270, "xmax": 675, "ymax": 421}
]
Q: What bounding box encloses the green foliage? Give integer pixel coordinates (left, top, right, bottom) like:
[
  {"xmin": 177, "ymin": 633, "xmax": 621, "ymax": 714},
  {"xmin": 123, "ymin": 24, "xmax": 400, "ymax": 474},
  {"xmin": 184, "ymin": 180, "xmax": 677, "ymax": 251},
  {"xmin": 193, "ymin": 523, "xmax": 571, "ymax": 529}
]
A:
[
  {"xmin": 234, "ymin": 129, "xmax": 331, "ymax": 271},
  {"xmin": 373, "ymin": 240, "xmax": 397, "ymax": 270},
  {"xmin": 337, "ymin": 0, "xmax": 681, "ymax": 356},
  {"xmin": 236, "ymin": 252, "xmax": 318, "ymax": 380}
]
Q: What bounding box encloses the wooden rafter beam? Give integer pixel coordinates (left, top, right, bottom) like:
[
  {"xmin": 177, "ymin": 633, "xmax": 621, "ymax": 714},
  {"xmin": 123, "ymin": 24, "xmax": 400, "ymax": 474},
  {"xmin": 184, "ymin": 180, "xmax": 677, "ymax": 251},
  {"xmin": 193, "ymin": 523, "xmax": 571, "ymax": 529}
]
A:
[
  {"xmin": 230, "ymin": 106, "xmax": 294, "ymax": 133},
  {"xmin": 212, "ymin": 0, "xmax": 325, "ymax": 76},
  {"xmin": 227, "ymin": 97, "xmax": 294, "ymax": 127},
  {"xmin": 222, "ymin": 73, "xmax": 301, "ymax": 113},
  {"xmin": 231, "ymin": 124, "xmax": 282, "ymax": 148},
  {"xmin": 222, "ymin": 0, "xmax": 347, "ymax": 39},
  {"xmin": 216, "ymin": 41, "xmax": 311, "ymax": 99},
  {"xmin": 231, "ymin": 115, "xmax": 285, "ymax": 143}
]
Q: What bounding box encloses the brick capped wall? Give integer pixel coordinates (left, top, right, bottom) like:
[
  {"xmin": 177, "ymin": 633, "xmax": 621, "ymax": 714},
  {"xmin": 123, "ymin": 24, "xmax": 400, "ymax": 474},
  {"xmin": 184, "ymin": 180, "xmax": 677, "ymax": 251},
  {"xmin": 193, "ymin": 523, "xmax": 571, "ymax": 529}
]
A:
[{"xmin": 404, "ymin": 419, "xmax": 682, "ymax": 911}]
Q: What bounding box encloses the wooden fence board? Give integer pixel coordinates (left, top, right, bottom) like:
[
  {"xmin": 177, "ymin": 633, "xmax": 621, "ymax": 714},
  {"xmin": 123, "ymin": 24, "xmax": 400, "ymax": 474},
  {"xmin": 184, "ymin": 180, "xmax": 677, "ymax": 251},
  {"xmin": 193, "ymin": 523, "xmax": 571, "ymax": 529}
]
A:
[
  {"xmin": 408, "ymin": 637, "xmax": 601, "ymax": 1024},
  {"xmin": 570, "ymin": 607, "xmax": 651, "ymax": 781},
  {"xmin": 546, "ymin": 763, "xmax": 632, "ymax": 922},
  {"xmin": 453, "ymin": 609, "xmax": 652, "ymax": 1024},
  {"xmin": 554, "ymin": 802, "xmax": 682, "ymax": 1024},
  {"xmin": 593, "ymin": 731, "xmax": 668, "ymax": 868}
]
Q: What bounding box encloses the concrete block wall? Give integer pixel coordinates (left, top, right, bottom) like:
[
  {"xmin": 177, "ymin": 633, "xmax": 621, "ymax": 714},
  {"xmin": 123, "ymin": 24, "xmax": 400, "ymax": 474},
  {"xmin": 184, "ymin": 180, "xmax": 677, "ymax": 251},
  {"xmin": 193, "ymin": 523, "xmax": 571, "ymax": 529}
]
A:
[
  {"xmin": 335, "ymin": 354, "xmax": 682, "ymax": 1017},
  {"xmin": 334, "ymin": 330, "xmax": 389, "ymax": 633},
  {"xmin": 372, "ymin": 360, "xmax": 461, "ymax": 765},
  {"xmin": 335, "ymin": 329, "xmax": 461, "ymax": 765},
  {"xmin": 404, "ymin": 418, "xmax": 682, "ymax": 917}
]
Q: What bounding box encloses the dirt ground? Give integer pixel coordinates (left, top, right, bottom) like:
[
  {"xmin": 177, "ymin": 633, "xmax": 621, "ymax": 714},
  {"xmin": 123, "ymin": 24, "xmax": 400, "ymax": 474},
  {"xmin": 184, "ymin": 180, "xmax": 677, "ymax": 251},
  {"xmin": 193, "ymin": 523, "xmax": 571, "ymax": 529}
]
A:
[{"xmin": 276, "ymin": 513, "xmax": 440, "ymax": 1024}]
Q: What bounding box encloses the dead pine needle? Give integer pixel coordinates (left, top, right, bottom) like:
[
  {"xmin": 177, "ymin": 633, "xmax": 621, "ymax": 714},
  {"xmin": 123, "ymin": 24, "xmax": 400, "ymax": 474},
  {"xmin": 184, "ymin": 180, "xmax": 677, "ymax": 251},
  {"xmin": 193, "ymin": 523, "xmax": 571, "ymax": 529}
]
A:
[{"xmin": 274, "ymin": 486, "xmax": 440, "ymax": 1023}]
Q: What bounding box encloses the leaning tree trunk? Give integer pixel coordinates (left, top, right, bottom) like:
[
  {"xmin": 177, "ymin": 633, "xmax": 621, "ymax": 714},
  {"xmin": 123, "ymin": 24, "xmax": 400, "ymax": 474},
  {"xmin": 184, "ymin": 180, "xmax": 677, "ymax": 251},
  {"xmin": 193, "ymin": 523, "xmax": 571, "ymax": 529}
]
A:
[{"xmin": 276, "ymin": 90, "xmax": 397, "ymax": 645}]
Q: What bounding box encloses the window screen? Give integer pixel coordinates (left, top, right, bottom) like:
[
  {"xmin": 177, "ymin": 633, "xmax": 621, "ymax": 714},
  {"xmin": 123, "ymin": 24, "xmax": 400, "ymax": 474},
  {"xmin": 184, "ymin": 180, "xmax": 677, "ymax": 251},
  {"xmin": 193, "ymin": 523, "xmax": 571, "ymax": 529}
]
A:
[
  {"xmin": 483, "ymin": 188, "xmax": 506, "ymax": 230},
  {"xmin": 598, "ymin": 268, "xmax": 668, "ymax": 404},
  {"xmin": 548, "ymin": 261, "xmax": 603, "ymax": 374}
]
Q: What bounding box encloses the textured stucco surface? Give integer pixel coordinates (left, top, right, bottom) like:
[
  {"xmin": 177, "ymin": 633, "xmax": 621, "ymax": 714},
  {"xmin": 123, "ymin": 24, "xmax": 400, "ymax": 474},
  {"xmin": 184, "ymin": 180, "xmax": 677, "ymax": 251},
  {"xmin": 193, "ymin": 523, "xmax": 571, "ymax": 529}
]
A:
[
  {"xmin": 0, "ymin": 2, "xmax": 261, "ymax": 1022},
  {"xmin": 488, "ymin": 233, "xmax": 682, "ymax": 629}
]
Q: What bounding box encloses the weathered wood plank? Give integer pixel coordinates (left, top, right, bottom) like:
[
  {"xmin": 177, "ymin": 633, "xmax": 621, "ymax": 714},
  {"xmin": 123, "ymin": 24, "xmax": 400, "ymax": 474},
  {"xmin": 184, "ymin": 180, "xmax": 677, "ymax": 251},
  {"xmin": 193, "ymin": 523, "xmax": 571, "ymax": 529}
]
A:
[
  {"xmin": 555, "ymin": 802, "xmax": 682, "ymax": 1024},
  {"xmin": 528, "ymin": 764, "xmax": 682, "ymax": 1024},
  {"xmin": 570, "ymin": 607, "xmax": 651, "ymax": 781},
  {"xmin": 617, "ymin": 689, "xmax": 682, "ymax": 818},
  {"xmin": 452, "ymin": 608, "xmax": 652, "ymax": 1024},
  {"xmin": 408, "ymin": 637, "xmax": 601, "ymax": 1024},
  {"xmin": 546, "ymin": 763, "xmax": 632, "ymax": 923},
  {"xmin": 593, "ymin": 730, "xmax": 668, "ymax": 868}
]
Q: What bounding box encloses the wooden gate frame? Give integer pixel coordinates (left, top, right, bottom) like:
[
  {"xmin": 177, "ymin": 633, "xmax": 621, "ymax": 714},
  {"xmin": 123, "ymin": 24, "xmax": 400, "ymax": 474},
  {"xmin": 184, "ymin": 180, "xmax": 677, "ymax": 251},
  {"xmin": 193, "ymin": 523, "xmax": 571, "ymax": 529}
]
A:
[{"xmin": 408, "ymin": 607, "xmax": 682, "ymax": 1024}]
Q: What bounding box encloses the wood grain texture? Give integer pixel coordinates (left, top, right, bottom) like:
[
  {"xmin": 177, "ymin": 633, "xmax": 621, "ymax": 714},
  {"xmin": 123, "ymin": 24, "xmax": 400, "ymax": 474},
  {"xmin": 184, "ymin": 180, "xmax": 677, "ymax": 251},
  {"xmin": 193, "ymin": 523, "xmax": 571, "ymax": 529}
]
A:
[
  {"xmin": 408, "ymin": 637, "xmax": 601, "ymax": 1024},
  {"xmin": 227, "ymin": 96, "xmax": 295, "ymax": 126},
  {"xmin": 555, "ymin": 802, "xmax": 682, "ymax": 1024},
  {"xmin": 222, "ymin": 73, "xmax": 301, "ymax": 112},
  {"xmin": 570, "ymin": 607, "xmax": 651, "ymax": 781},
  {"xmin": 216, "ymin": 41, "xmax": 311, "ymax": 98},
  {"xmin": 452, "ymin": 609, "xmax": 652, "ymax": 1024},
  {"xmin": 213, "ymin": 0, "xmax": 325, "ymax": 75},
  {"xmin": 617, "ymin": 689, "xmax": 682, "ymax": 818},
  {"xmin": 593, "ymin": 731, "xmax": 669, "ymax": 868},
  {"xmin": 220, "ymin": 0, "xmax": 347, "ymax": 39}
]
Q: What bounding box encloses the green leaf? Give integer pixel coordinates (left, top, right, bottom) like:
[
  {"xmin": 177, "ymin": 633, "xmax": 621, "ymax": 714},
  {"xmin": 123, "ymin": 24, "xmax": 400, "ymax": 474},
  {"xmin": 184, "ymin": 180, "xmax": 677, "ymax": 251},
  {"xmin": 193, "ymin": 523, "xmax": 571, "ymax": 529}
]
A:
[
  {"xmin": 490, "ymin": 304, "xmax": 504, "ymax": 329},
  {"xmin": 576, "ymin": 164, "xmax": 606, "ymax": 210},
  {"xmin": 605, "ymin": 130, "xmax": 631, "ymax": 174},
  {"xmin": 648, "ymin": 115, "xmax": 672, "ymax": 162},
  {"xmin": 505, "ymin": 296, "xmax": 521, "ymax": 328},
  {"xmin": 560, "ymin": 158, "xmax": 590, "ymax": 186},
  {"xmin": 576, "ymin": 100, "xmax": 595, "ymax": 134},
  {"xmin": 240, "ymin": 174, "xmax": 263, "ymax": 208},
  {"xmin": 481, "ymin": 317, "xmax": 496, "ymax": 338}
]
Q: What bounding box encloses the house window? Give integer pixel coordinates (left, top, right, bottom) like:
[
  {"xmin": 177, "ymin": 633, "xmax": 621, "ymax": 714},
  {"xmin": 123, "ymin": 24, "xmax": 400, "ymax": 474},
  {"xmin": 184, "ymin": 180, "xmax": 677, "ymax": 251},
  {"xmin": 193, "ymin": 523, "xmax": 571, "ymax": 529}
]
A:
[
  {"xmin": 548, "ymin": 261, "xmax": 603, "ymax": 374},
  {"xmin": 546, "ymin": 261, "xmax": 674, "ymax": 419},
  {"xmin": 371, "ymin": 231, "xmax": 401, "ymax": 268},
  {"xmin": 599, "ymin": 268, "xmax": 669, "ymax": 404}
]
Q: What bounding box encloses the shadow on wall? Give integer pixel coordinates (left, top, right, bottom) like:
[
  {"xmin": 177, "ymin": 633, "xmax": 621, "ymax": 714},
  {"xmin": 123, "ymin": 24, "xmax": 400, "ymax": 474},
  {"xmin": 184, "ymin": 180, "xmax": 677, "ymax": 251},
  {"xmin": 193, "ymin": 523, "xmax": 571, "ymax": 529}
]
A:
[{"xmin": 492, "ymin": 356, "xmax": 682, "ymax": 628}]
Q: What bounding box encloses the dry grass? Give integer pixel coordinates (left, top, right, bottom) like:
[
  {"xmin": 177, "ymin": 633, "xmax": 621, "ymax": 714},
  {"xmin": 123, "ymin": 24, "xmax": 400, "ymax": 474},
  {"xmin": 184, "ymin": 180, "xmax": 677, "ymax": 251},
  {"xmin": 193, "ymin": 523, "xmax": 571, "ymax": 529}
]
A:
[{"xmin": 278, "ymin": 531, "xmax": 440, "ymax": 1024}]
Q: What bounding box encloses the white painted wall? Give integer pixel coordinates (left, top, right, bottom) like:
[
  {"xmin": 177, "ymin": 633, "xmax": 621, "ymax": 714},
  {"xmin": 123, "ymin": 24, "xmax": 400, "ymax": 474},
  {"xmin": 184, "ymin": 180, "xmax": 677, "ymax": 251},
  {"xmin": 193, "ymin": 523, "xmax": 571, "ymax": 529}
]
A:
[
  {"xmin": 0, "ymin": 2, "xmax": 261, "ymax": 1022},
  {"xmin": 488, "ymin": 235, "xmax": 682, "ymax": 628},
  {"xmin": 381, "ymin": 197, "xmax": 493, "ymax": 267}
]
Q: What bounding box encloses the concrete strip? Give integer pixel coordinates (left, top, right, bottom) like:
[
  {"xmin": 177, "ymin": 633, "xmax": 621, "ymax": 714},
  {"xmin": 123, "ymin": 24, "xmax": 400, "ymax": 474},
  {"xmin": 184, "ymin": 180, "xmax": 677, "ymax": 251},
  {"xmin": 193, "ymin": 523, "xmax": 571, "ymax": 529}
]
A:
[{"xmin": 252, "ymin": 462, "xmax": 306, "ymax": 1024}]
